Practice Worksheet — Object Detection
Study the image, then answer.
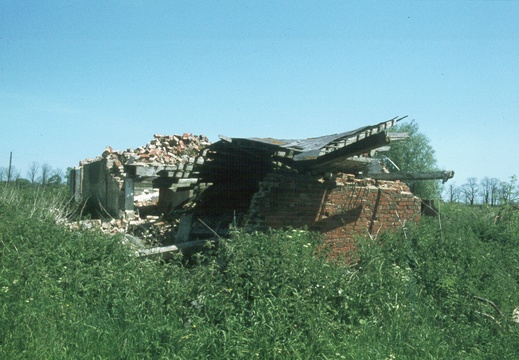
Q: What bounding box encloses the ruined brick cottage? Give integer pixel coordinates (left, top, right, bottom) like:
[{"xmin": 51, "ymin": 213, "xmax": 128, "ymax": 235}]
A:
[{"xmin": 71, "ymin": 117, "xmax": 453, "ymax": 256}]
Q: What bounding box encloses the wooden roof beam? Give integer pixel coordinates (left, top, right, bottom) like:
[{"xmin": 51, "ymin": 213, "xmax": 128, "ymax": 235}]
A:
[{"xmin": 364, "ymin": 170, "xmax": 455, "ymax": 183}]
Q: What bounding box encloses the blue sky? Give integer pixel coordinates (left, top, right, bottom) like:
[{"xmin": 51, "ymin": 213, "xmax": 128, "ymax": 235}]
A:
[{"xmin": 1, "ymin": 1, "xmax": 518, "ymax": 186}]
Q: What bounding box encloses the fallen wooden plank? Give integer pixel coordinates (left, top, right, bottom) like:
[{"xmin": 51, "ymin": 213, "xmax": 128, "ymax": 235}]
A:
[
  {"xmin": 136, "ymin": 244, "xmax": 180, "ymax": 257},
  {"xmin": 135, "ymin": 240, "xmax": 217, "ymax": 260},
  {"xmin": 176, "ymin": 214, "xmax": 193, "ymax": 242}
]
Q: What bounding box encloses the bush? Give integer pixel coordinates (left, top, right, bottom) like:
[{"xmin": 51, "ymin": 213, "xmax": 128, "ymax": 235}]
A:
[{"xmin": 349, "ymin": 203, "xmax": 519, "ymax": 358}]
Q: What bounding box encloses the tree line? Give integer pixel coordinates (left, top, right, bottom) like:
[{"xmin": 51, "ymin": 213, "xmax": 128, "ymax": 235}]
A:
[
  {"xmin": 0, "ymin": 161, "xmax": 68, "ymax": 188},
  {"xmin": 443, "ymin": 175, "xmax": 518, "ymax": 206}
]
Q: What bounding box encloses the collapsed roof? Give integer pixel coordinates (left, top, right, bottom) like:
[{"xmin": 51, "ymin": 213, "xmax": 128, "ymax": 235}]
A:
[
  {"xmin": 71, "ymin": 116, "xmax": 454, "ymax": 251},
  {"xmin": 213, "ymin": 115, "xmax": 408, "ymax": 174},
  {"xmin": 156, "ymin": 116, "xmax": 410, "ymax": 192},
  {"xmin": 74, "ymin": 116, "xmax": 453, "ymax": 220}
]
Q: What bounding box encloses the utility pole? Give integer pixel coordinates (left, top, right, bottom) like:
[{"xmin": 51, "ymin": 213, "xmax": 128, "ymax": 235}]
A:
[{"xmin": 7, "ymin": 151, "xmax": 12, "ymax": 184}]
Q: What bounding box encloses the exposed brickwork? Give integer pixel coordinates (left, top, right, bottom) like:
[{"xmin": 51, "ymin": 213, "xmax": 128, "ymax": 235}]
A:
[
  {"xmin": 74, "ymin": 133, "xmax": 211, "ymax": 218},
  {"xmin": 247, "ymin": 172, "xmax": 421, "ymax": 258}
]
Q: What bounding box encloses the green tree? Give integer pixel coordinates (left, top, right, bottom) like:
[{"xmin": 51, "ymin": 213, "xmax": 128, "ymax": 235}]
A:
[
  {"xmin": 378, "ymin": 120, "xmax": 440, "ymax": 199},
  {"xmin": 65, "ymin": 167, "xmax": 74, "ymax": 187},
  {"xmin": 14, "ymin": 178, "xmax": 32, "ymax": 189}
]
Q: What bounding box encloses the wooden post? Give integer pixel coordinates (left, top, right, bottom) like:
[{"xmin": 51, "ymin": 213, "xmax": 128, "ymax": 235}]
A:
[
  {"xmin": 176, "ymin": 214, "xmax": 194, "ymax": 243},
  {"xmin": 73, "ymin": 167, "xmax": 82, "ymax": 203},
  {"xmin": 7, "ymin": 151, "xmax": 12, "ymax": 184},
  {"xmin": 124, "ymin": 178, "xmax": 135, "ymax": 211}
]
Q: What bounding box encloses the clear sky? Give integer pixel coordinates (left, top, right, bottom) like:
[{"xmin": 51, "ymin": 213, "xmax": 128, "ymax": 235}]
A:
[{"xmin": 1, "ymin": 1, "xmax": 518, "ymax": 186}]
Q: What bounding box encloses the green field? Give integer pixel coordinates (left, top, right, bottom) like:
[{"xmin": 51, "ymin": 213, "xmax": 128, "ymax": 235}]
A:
[{"xmin": 1, "ymin": 184, "xmax": 518, "ymax": 359}]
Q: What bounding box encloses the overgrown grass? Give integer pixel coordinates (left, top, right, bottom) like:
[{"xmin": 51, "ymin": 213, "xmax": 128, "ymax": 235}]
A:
[
  {"xmin": 1, "ymin": 185, "xmax": 518, "ymax": 359},
  {"xmin": 0, "ymin": 183, "xmax": 73, "ymax": 223}
]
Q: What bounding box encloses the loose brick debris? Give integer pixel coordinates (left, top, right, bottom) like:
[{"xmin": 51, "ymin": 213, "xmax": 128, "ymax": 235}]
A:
[
  {"xmin": 69, "ymin": 133, "xmax": 211, "ymax": 247},
  {"xmin": 80, "ymin": 133, "xmax": 210, "ymax": 190}
]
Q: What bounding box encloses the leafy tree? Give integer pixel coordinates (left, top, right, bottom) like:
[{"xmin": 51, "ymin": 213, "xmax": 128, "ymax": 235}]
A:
[
  {"xmin": 14, "ymin": 178, "xmax": 32, "ymax": 188},
  {"xmin": 47, "ymin": 169, "xmax": 66, "ymax": 188},
  {"xmin": 47, "ymin": 174, "xmax": 62, "ymax": 187},
  {"xmin": 378, "ymin": 120, "xmax": 440, "ymax": 199},
  {"xmin": 65, "ymin": 167, "xmax": 74, "ymax": 187}
]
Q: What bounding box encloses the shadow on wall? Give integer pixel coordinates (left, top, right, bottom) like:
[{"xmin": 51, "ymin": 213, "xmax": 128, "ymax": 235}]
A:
[
  {"xmin": 246, "ymin": 173, "xmax": 421, "ymax": 258},
  {"xmin": 313, "ymin": 205, "xmax": 364, "ymax": 232}
]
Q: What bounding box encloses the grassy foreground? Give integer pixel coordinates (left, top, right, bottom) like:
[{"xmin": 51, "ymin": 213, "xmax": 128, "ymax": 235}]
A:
[{"xmin": 1, "ymin": 185, "xmax": 519, "ymax": 359}]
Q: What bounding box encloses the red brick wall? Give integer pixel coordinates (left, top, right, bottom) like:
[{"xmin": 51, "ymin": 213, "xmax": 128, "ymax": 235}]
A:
[{"xmin": 247, "ymin": 172, "xmax": 421, "ymax": 258}]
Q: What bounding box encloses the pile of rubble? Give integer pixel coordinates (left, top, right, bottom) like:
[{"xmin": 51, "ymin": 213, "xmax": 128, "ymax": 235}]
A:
[
  {"xmin": 68, "ymin": 213, "xmax": 177, "ymax": 247},
  {"xmin": 80, "ymin": 133, "xmax": 211, "ymax": 180},
  {"xmin": 71, "ymin": 133, "xmax": 212, "ymax": 246}
]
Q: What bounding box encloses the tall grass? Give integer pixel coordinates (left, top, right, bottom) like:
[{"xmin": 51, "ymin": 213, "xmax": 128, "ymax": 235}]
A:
[
  {"xmin": 1, "ymin": 185, "xmax": 518, "ymax": 359},
  {"xmin": 0, "ymin": 183, "xmax": 74, "ymax": 223}
]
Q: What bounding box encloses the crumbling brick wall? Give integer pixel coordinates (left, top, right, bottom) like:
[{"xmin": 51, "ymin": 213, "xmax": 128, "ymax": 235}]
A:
[
  {"xmin": 73, "ymin": 133, "xmax": 211, "ymax": 218},
  {"xmin": 247, "ymin": 172, "xmax": 421, "ymax": 258}
]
